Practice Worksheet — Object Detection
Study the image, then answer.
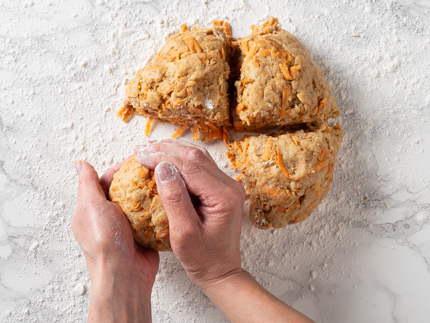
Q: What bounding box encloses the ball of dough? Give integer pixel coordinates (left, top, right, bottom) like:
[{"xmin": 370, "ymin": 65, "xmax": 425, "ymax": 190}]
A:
[{"xmin": 109, "ymin": 157, "xmax": 171, "ymax": 251}]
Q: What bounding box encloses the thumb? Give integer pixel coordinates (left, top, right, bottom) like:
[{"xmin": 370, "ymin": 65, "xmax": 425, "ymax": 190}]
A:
[
  {"xmin": 155, "ymin": 161, "xmax": 201, "ymax": 244},
  {"xmin": 75, "ymin": 160, "xmax": 106, "ymax": 204}
]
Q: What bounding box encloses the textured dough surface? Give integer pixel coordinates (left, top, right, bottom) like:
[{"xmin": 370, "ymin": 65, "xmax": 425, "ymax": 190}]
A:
[
  {"xmin": 232, "ymin": 17, "xmax": 340, "ymax": 131},
  {"xmin": 227, "ymin": 123, "xmax": 344, "ymax": 229},
  {"xmin": 119, "ymin": 21, "xmax": 231, "ymax": 140},
  {"xmin": 109, "ymin": 157, "xmax": 171, "ymax": 251}
]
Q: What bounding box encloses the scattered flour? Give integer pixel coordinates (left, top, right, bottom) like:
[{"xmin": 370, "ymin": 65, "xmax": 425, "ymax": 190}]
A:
[{"xmin": 0, "ymin": 0, "xmax": 430, "ymax": 322}]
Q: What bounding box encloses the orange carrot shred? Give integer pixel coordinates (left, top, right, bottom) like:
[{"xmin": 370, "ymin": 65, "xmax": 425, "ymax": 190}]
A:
[
  {"xmin": 171, "ymin": 125, "xmax": 188, "ymax": 139},
  {"xmin": 277, "ymin": 150, "xmax": 292, "ymax": 179},
  {"xmin": 314, "ymin": 158, "xmax": 329, "ymax": 171},
  {"xmin": 144, "ymin": 117, "xmax": 153, "ymax": 137},
  {"xmin": 318, "ymin": 98, "xmax": 328, "ymax": 111},
  {"xmin": 290, "ymin": 134, "xmax": 298, "ymax": 146},
  {"xmin": 222, "ymin": 126, "xmax": 229, "ymax": 148}
]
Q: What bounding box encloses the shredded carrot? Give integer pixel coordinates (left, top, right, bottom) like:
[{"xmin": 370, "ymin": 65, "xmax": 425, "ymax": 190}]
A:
[
  {"xmin": 117, "ymin": 105, "xmax": 135, "ymax": 122},
  {"xmin": 241, "ymin": 39, "xmax": 249, "ymax": 54},
  {"xmin": 236, "ymin": 103, "xmax": 246, "ymax": 112},
  {"xmin": 294, "ymin": 214, "xmax": 300, "ymax": 223},
  {"xmin": 257, "ymin": 49, "xmax": 271, "ymax": 57},
  {"xmin": 171, "ymin": 125, "xmax": 188, "ymax": 139},
  {"xmin": 185, "ymin": 37, "xmax": 201, "ymax": 53},
  {"xmin": 311, "ymin": 106, "xmax": 319, "ymax": 117},
  {"xmin": 234, "ymin": 141, "xmax": 242, "ymax": 153},
  {"xmin": 212, "ymin": 20, "xmax": 231, "ymax": 37},
  {"xmin": 262, "ymin": 137, "xmax": 272, "ymax": 161},
  {"xmin": 221, "ymin": 47, "xmax": 225, "ymax": 60},
  {"xmin": 314, "ymin": 158, "xmax": 329, "ymax": 171},
  {"xmin": 205, "ymin": 131, "xmax": 212, "ymax": 142},
  {"xmin": 246, "ymin": 43, "xmax": 259, "ymax": 61},
  {"xmin": 191, "ymin": 127, "xmax": 201, "ymax": 141},
  {"xmin": 222, "ymin": 126, "xmax": 229, "ymax": 148},
  {"xmin": 289, "ymin": 65, "xmax": 300, "ymax": 79},
  {"xmin": 290, "ymin": 134, "xmax": 298, "ymax": 146},
  {"xmin": 206, "ymin": 122, "xmax": 219, "ymax": 132},
  {"xmin": 277, "ymin": 150, "xmax": 291, "ymax": 179},
  {"xmin": 180, "ymin": 23, "xmax": 189, "ymax": 33},
  {"xmin": 144, "ymin": 117, "xmax": 153, "ymax": 137},
  {"xmin": 320, "ymin": 146, "xmax": 333, "ymax": 160},
  {"xmin": 333, "ymin": 123, "xmax": 342, "ymax": 130},
  {"xmin": 325, "ymin": 164, "xmax": 335, "ymax": 179},
  {"xmin": 279, "ymin": 63, "xmax": 292, "ymax": 81},
  {"xmin": 318, "ymin": 98, "xmax": 328, "ymax": 111}
]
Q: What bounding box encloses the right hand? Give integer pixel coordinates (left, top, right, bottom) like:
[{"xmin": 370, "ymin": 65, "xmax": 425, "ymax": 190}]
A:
[{"xmin": 135, "ymin": 139, "xmax": 246, "ymax": 288}]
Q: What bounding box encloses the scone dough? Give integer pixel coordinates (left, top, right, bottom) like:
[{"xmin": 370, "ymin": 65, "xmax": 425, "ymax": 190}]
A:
[
  {"xmin": 119, "ymin": 21, "xmax": 232, "ymax": 140},
  {"xmin": 232, "ymin": 17, "xmax": 340, "ymax": 131},
  {"xmin": 227, "ymin": 123, "xmax": 344, "ymax": 229},
  {"xmin": 109, "ymin": 157, "xmax": 171, "ymax": 251}
]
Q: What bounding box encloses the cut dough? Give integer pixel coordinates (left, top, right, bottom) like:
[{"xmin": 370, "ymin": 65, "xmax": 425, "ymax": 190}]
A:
[
  {"xmin": 118, "ymin": 21, "xmax": 232, "ymax": 140},
  {"xmin": 227, "ymin": 123, "xmax": 344, "ymax": 229},
  {"xmin": 109, "ymin": 157, "xmax": 171, "ymax": 251},
  {"xmin": 232, "ymin": 17, "xmax": 340, "ymax": 131}
]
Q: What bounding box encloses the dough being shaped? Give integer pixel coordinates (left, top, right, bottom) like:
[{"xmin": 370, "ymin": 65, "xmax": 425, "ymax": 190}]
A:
[
  {"xmin": 227, "ymin": 123, "xmax": 344, "ymax": 229},
  {"xmin": 118, "ymin": 21, "xmax": 232, "ymax": 140},
  {"xmin": 109, "ymin": 157, "xmax": 171, "ymax": 251},
  {"xmin": 232, "ymin": 17, "xmax": 340, "ymax": 132}
]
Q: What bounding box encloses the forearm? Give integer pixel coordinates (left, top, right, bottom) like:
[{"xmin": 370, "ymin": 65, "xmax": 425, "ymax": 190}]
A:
[
  {"xmin": 87, "ymin": 260, "xmax": 153, "ymax": 323},
  {"xmin": 200, "ymin": 270, "xmax": 315, "ymax": 323}
]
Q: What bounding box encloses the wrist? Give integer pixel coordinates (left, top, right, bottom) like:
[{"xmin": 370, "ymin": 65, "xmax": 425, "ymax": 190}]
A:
[
  {"xmin": 87, "ymin": 257, "xmax": 153, "ymax": 323},
  {"xmin": 197, "ymin": 267, "xmax": 248, "ymax": 295}
]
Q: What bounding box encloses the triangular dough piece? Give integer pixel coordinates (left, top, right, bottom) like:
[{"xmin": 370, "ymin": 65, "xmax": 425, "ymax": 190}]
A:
[
  {"xmin": 118, "ymin": 21, "xmax": 232, "ymax": 140},
  {"xmin": 227, "ymin": 123, "xmax": 344, "ymax": 229},
  {"xmin": 232, "ymin": 17, "xmax": 340, "ymax": 131},
  {"xmin": 109, "ymin": 157, "xmax": 171, "ymax": 251}
]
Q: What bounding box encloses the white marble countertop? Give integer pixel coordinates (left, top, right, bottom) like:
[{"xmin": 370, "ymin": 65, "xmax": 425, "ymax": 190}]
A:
[{"xmin": 1, "ymin": 0, "xmax": 430, "ymax": 322}]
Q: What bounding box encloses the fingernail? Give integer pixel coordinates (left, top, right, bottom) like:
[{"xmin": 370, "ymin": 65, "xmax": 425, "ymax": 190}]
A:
[
  {"xmin": 155, "ymin": 162, "xmax": 177, "ymax": 183},
  {"xmin": 75, "ymin": 161, "xmax": 83, "ymax": 174}
]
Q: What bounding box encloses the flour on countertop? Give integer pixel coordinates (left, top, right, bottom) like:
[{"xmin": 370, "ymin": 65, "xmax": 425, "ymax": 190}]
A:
[{"xmin": 1, "ymin": 0, "xmax": 430, "ymax": 322}]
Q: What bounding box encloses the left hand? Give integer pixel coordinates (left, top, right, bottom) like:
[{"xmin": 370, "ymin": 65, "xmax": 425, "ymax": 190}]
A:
[{"xmin": 72, "ymin": 159, "xmax": 159, "ymax": 322}]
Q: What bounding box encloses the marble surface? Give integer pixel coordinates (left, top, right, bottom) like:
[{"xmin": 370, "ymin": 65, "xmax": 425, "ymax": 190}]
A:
[{"xmin": 1, "ymin": 0, "xmax": 430, "ymax": 322}]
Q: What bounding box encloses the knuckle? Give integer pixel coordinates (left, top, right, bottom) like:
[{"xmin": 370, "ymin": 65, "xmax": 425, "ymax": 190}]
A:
[
  {"xmin": 235, "ymin": 182, "xmax": 246, "ymax": 201},
  {"xmin": 186, "ymin": 147, "xmax": 206, "ymax": 163},
  {"xmin": 223, "ymin": 186, "xmax": 245, "ymax": 210},
  {"xmin": 163, "ymin": 188, "xmax": 187, "ymax": 206},
  {"xmin": 78, "ymin": 174, "xmax": 97, "ymax": 188}
]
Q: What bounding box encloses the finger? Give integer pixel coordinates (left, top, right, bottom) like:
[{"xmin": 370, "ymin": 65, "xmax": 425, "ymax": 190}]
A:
[
  {"xmin": 136, "ymin": 144, "xmax": 235, "ymax": 188},
  {"xmin": 136, "ymin": 139, "xmax": 217, "ymax": 166},
  {"xmin": 99, "ymin": 154, "xmax": 135, "ymax": 197},
  {"xmin": 154, "ymin": 161, "xmax": 202, "ymax": 247},
  {"xmin": 76, "ymin": 160, "xmax": 106, "ymax": 205},
  {"xmin": 138, "ymin": 152, "xmax": 243, "ymax": 207}
]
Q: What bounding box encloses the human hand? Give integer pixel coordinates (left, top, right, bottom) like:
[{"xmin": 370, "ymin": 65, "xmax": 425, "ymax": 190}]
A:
[
  {"xmin": 135, "ymin": 139, "xmax": 246, "ymax": 289},
  {"xmin": 72, "ymin": 159, "xmax": 159, "ymax": 322}
]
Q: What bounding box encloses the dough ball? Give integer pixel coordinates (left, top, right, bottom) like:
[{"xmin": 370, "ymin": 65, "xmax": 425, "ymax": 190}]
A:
[{"xmin": 109, "ymin": 157, "xmax": 171, "ymax": 251}]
